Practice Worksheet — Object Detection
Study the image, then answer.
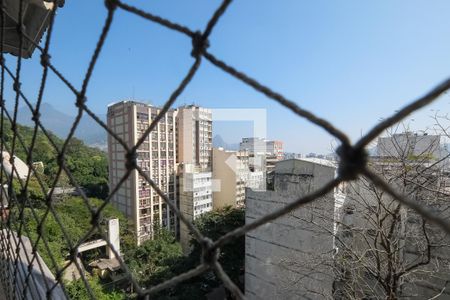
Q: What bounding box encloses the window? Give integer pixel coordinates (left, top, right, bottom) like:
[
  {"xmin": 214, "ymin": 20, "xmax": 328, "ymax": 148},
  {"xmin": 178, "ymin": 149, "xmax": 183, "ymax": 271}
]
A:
[
  {"xmin": 344, "ymin": 205, "xmax": 355, "ymax": 215},
  {"xmin": 137, "ymin": 112, "xmax": 149, "ymax": 120}
]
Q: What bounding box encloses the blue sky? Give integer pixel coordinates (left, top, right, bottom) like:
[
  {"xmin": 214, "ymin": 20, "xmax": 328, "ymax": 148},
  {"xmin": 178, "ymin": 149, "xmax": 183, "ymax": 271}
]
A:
[{"xmin": 7, "ymin": 0, "xmax": 450, "ymax": 153}]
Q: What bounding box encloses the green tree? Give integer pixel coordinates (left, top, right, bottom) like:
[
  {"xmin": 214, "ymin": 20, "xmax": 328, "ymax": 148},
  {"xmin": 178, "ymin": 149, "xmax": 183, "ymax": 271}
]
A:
[
  {"xmin": 190, "ymin": 206, "xmax": 245, "ymax": 284},
  {"xmin": 177, "ymin": 206, "xmax": 245, "ymax": 298},
  {"xmin": 126, "ymin": 230, "xmax": 183, "ymax": 286},
  {"xmin": 66, "ymin": 276, "xmax": 125, "ymax": 300},
  {"xmin": 11, "ymin": 206, "xmax": 79, "ymax": 268},
  {"xmin": 12, "ymin": 176, "xmax": 47, "ymax": 208},
  {"xmin": 138, "ymin": 207, "xmax": 245, "ymax": 299}
]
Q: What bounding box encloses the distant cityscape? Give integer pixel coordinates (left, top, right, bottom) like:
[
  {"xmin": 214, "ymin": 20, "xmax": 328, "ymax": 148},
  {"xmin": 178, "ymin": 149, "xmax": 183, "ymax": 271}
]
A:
[
  {"xmin": 105, "ymin": 100, "xmax": 450, "ymax": 298},
  {"xmin": 1, "ymin": 99, "xmax": 449, "ymax": 299},
  {"xmin": 107, "ymin": 100, "xmax": 288, "ymax": 249},
  {"xmin": 0, "ymin": 1, "xmax": 449, "ymax": 299}
]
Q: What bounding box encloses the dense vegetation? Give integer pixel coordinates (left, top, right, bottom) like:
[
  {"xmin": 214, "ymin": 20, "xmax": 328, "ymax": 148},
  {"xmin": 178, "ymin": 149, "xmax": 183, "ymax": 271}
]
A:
[
  {"xmin": 11, "ymin": 204, "xmax": 243, "ymax": 299},
  {"xmin": 9, "ymin": 196, "xmax": 133, "ymax": 300},
  {"xmin": 10, "ymin": 197, "xmax": 133, "ymax": 270},
  {"xmin": 2, "ymin": 121, "xmax": 245, "ymax": 299},
  {"xmin": 2, "ymin": 120, "xmax": 108, "ymax": 199},
  {"xmin": 2, "ymin": 121, "xmax": 130, "ymax": 298},
  {"xmin": 125, "ymin": 207, "xmax": 245, "ymax": 299},
  {"xmin": 126, "ymin": 230, "xmax": 183, "ymax": 286},
  {"xmin": 172, "ymin": 206, "xmax": 245, "ymax": 299},
  {"xmin": 65, "ymin": 276, "xmax": 125, "ymax": 300}
]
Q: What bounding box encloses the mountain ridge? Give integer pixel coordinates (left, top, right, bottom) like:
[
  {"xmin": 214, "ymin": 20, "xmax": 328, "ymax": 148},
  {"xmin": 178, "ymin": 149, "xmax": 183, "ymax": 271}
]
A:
[
  {"xmin": 17, "ymin": 103, "xmax": 107, "ymax": 150},
  {"xmin": 212, "ymin": 134, "xmax": 240, "ymax": 151}
]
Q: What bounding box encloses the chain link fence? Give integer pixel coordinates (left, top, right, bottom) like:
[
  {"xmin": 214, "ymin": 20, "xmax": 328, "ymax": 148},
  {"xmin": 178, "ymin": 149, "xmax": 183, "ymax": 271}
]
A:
[{"xmin": 0, "ymin": 0, "xmax": 449, "ymax": 299}]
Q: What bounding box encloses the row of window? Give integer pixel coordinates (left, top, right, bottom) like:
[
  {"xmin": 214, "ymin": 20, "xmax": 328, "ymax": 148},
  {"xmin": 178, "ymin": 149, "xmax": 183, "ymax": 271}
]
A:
[
  {"xmin": 136, "ymin": 112, "xmax": 173, "ymax": 124},
  {"xmin": 194, "ymin": 202, "xmax": 212, "ymax": 211},
  {"xmin": 194, "ymin": 194, "xmax": 212, "ymax": 201}
]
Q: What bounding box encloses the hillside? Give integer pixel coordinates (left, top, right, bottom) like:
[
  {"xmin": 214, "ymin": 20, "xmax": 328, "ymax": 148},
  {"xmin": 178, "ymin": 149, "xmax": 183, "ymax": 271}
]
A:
[{"xmin": 1, "ymin": 119, "xmax": 109, "ymax": 199}]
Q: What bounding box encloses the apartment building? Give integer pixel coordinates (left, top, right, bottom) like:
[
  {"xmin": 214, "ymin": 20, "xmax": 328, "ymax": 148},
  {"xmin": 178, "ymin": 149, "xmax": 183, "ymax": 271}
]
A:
[
  {"xmin": 239, "ymin": 137, "xmax": 267, "ymax": 156},
  {"xmin": 176, "ymin": 105, "xmax": 213, "ymax": 252},
  {"xmin": 239, "ymin": 137, "xmax": 284, "ymax": 158},
  {"xmin": 239, "ymin": 137, "xmax": 284, "ymax": 173},
  {"xmin": 177, "ymin": 164, "xmax": 212, "ymax": 252},
  {"xmin": 212, "ymin": 148, "xmax": 250, "ymax": 208},
  {"xmin": 176, "ymin": 105, "xmax": 212, "ymax": 169},
  {"xmin": 239, "ymin": 137, "xmax": 266, "ymax": 173},
  {"xmin": 266, "ymin": 140, "xmax": 284, "ymax": 161},
  {"xmin": 107, "ymin": 101, "xmax": 177, "ymax": 245}
]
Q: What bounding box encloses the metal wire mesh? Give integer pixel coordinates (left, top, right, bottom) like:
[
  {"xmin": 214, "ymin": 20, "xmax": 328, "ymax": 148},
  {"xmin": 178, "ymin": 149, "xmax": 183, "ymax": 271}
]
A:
[{"xmin": 0, "ymin": 0, "xmax": 448, "ymax": 299}]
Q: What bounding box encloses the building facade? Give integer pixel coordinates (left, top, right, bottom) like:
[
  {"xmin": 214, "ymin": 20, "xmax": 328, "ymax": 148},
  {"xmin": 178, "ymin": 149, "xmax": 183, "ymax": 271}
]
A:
[
  {"xmin": 239, "ymin": 137, "xmax": 284, "ymax": 175},
  {"xmin": 212, "ymin": 148, "xmax": 250, "ymax": 208},
  {"xmin": 177, "ymin": 164, "xmax": 213, "ymax": 251},
  {"xmin": 107, "ymin": 101, "xmax": 177, "ymax": 245},
  {"xmin": 176, "ymin": 105, "xmax": 212, "ymax": 170},
  {"xmin": 239, "ymin": 137, "xmax": 267, "ymax": 156},
  {"xmin": 266, "ymin": 140, "xmax": 284, "ymax": 161},
  {"xmin": 239, "ymin": 137, "xmax": 284, "ymax": 159},
  {"xmin": 239, "ymin": 137, "xmax": 267, "ymax": 173},
  {"xmin": 176, "ymin": 105, "xmax": 213, "ymax": 252},
  {"xmin": 377, "ymin": 132, "xmax": 441, "ymax": 160}
]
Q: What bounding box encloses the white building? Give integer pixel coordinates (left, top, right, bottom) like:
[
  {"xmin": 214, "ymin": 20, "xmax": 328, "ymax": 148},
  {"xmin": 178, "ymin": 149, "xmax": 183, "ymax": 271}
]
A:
[
  {"xmin": 239, "ymin": 137, "xmax": 283, "ymax": 158},
  {"xmin": 239, "ymin": 137, "xmax": 284, "ymax": 174},
  {"xmin": 178, "ymin": 164, "xmax": 212, "ymax": 252},
  {"xmin": 239, "ymin": 137, "xmax": 267, "ymax": 156}
]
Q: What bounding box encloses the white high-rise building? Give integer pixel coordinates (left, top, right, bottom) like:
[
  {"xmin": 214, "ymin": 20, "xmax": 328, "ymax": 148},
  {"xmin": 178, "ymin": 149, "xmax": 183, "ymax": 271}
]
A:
[
  {"xmin": 177, "ymin": 164, "xmax": 212, "ymax": 251},
  {"xmin": 107, "ymin": 101, "xmax": 177, "ymax": 245}
]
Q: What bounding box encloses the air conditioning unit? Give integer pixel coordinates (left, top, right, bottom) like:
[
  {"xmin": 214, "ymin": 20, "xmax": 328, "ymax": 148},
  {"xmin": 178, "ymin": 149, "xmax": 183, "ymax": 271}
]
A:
[{"xmin": 1, "ymin": 0, "xmax": 64, "ymax": 58}]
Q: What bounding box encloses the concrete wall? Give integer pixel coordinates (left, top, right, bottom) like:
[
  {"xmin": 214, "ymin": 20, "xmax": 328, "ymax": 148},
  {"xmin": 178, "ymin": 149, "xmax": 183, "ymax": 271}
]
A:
[
  {"xmin": 377, "ymin": 133, "xmax": 441, "ymax": 160},
  {"xmin": 245, "ymin": 159, "xmax": 336, "ymax": 299}
]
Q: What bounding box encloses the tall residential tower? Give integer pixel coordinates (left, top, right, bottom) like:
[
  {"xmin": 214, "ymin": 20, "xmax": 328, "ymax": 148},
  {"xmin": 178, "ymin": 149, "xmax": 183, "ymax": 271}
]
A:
[
  {"xmin": 176, "ymin": 105, "xmax": 213, "ymax": 252},
  {"xmin": 107, "ymin": 101, "xmax": 177, "ymax": 245}
]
